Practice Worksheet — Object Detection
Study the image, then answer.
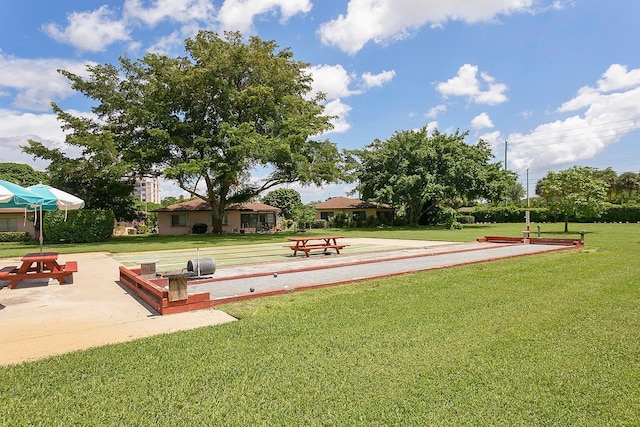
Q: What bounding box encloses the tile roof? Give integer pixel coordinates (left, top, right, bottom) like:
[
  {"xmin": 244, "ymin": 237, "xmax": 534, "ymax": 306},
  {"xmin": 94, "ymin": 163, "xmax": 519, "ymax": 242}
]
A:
[
  {"xmin": 314, "ymin": 196, "xmax": 392, "ymax": 210},
  {"xmin": 154, "ymin": 199, "xmax": 280, "ymax": 213}
]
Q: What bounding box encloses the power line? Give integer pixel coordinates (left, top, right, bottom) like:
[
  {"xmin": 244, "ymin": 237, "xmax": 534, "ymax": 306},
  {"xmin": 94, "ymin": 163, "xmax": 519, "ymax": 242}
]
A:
[{"xmin": 503, "ymin": 117, "xmax": 640, "ymax": 148}]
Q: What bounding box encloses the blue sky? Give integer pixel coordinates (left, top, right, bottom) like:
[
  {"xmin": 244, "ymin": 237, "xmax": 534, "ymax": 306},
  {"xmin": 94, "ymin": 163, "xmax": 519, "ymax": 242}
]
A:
[{"xmin": 1, "ymin": 0, "xmax": 639, "ymax": 203}]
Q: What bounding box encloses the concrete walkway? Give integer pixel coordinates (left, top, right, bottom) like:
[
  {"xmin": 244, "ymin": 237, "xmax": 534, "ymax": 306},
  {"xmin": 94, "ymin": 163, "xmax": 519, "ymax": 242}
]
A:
[
  {"xmin": 0, "ymin": 238, "xmax": 575, "ymax": 365},
  {"xmin": 0, "ymin": 252, "xmax": 236, "ymax": 365}
]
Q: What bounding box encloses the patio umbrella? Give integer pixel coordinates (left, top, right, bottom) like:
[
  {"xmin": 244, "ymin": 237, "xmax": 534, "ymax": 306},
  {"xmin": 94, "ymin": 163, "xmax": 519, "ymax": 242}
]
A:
[
  {"xmin": 27, "ymin": 184, "xmax": 85, "ymax": 253},
  {"xmin": 0, "ymin": 180, "xmax": 44, "ymax": 208}
]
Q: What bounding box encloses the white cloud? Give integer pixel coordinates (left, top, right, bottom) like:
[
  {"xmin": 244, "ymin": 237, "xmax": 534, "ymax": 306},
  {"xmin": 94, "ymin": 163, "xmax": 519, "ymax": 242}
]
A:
[
  {"xmin": 146, "ymin": 30, "xmax": 186, "ymax": 55},
  {"xmin": 478, "ymin": 130, "xmax": 502, "ymax": 146},
  {"xmin": 0, "ymin": 53, "xmax": 93, "ymax": 111},
  {"xmin": 437, "ymin": 64, "xmax": 508, "ymax": 105},
  {"xmin": 306, "ymin": 64, "xmax": 357, "ymax": 99},
  {"xmin": 426, "ymin": 104, "xmax": 447, "ymax": 119},
  {"xmin": 323, "ymin": 99, "xmax": 352, "ymax": 134},
  {"xmin": 425, "ymin": 121, "xmax": 439, "ymax": 135},
  {"xmin": 0, "ymin": 110, "xmax": 65, "ymax": 144},
  {"xmin": 507, "ymin": 64, "xmax": 640, "ymax": 171},
  {"xmin": 217, "ymin": 0, "xmax": 312, "ymax": 33},
  {"xmin": 318, "ymin": 0, "xmax": 540, "ymax": 55},
  {"xmin": 597, "ymin": 63, "xmax": 640, "ymax": 92},
  {"xmin": 42, "ymin": 0, "xmax": 216, "ymax": 54},
  {"xmin": 307, "ymin": 65, "xmax": 395, "ymax": 133},
  {"xmin": 43, "ymin": 6, "xmax": 130, "ymax": 52},
  {"xmin": 361, "ymin": 70, "xmax": 396, "ymax": 89},
  {"xmin": 124, "ymin": 0, "xmax": 215, "ymax": 27},
  {"xmin": 471, "ymin": 112, "xmax": 494, "ymax": 130},
  {"xmin": 0, "ymin": 109, "xmax": 77, "ymax": 170}
]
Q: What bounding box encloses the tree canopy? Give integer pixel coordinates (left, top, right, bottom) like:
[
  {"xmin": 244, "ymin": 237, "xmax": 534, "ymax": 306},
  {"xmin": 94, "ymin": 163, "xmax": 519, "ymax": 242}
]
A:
[
  {"xmin": 349, "ymin": 127, "xmax": 513, "ymax": 225},
  {"xmin": 23, "ymin": 111, "xmax": 138, "ymax": 221},
  {"xmin": 536, "ymin": 166, "xmax": 608, "ymax": 232},
  {"xmin": 40, "ymin": 31, "xmax": 342, "ymax": 233},
  {"xmin": 615, "ymin": 171, "xmax": 640, "ymax": 202},
  {"xmin": 0, "ymin": 163, "xmax": 48, "ymax": 187},
  {"xmin": 261, "ymin": 188, "xmax": 302, "ymax": 219}
]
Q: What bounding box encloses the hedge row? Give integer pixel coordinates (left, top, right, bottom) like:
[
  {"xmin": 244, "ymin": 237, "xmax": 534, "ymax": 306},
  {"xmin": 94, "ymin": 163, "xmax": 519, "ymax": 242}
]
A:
[
  {"xmin": 0, "ymin": 232, "xmax": 31, "ymax": 242},
  {"xmin": 467, "ymin": 205, "xmax": 640, "ymax": 223},
  {"xmin": 44, "ymin": 209, "xmax": 115, "ymax": 243}
]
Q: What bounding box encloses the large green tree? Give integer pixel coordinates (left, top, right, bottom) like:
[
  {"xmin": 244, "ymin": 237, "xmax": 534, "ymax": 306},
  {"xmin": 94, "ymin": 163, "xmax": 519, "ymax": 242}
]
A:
[
  {"xmin": 46, "ymin": 31, "xmax": 341, "ymax": 233},
  {"xmin": 0, "ymin": 163, "xmax": 48, "ymax": 186},
  {"xmin": 349, "ymin": 127, "xmax": 511, "ymax": 226},
  {"xmin": 592, "ymin": 167, "xmax": 618, "ymax": 202},
  {"xmin": 261, "ymin": 188, "xmax": 302, "ymax": 219},
  {"xmin": 615, "ymin": 171, "xmax": 640, "ymax": 202},
  {"xmin": 23, "ymin": 109, "xmax": 138, "ymax": 221},
  {"xmin": 537, "ymin": 166, "xmax": 608, "ymax": 232}
]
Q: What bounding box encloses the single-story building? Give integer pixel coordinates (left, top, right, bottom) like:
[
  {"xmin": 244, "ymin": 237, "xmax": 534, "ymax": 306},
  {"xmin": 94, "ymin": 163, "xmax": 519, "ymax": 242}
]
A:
[
  {"xmin": 0, "ymin": 209, "xmax": 37, "ymax": 239},
  {"xmin": 314, "ymin": 196, "xmax": 394, "ymax": 224},
  {"xmin": 154, "ymin": 199, "xmax": 281, "ymax": 235}
]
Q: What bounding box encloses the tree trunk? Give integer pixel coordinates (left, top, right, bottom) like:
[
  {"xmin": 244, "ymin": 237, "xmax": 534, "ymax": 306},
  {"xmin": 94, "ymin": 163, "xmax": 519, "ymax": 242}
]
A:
[
  {"xmin": 564, "ymin": 215, "xmax": 569, "ymax": 233},
  {"xmin": 209, "ymin": 199, "xmax": 226, "ymax": 234}
]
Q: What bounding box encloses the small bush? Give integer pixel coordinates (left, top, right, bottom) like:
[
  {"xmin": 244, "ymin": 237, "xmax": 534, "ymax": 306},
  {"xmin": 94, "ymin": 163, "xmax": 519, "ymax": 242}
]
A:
[
  {"xmin": 365, "ymin": 215, "xmax": 380, "ymax": 228},
  {"xmin": 311, "ymin": 219, "xmax": 327, "ymax": 229},
  {"xmin": 456, "ymin": 215, "xmax": 475, "ymax": 224},
  {"xmin": 331, "ymin": 212, "xmax": 351, "ymax": 228},
  {"xmin": 0, "ymin": 232, "xmax": 31, "ymax": 242},
  {"xmin": 191, "ymin": 223, "xmax": 208, "ymax": 234}
]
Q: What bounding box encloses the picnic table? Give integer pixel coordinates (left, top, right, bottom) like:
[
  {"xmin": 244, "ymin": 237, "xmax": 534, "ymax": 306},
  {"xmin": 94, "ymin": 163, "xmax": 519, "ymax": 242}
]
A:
[
  {"xmin": 0, "ymin": 252, "xmax": 78, "ymax": 289},
  {"xmin": 287, "ymin": 235, "xmax": 350, "ymax": 257}
]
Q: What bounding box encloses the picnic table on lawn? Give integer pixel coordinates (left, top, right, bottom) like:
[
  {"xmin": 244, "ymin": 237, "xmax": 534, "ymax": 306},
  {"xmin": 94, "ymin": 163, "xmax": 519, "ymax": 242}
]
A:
[
  {"xmin": 0, "ymin": 252, "xmax": 77, "ymax": 289},
  {"xmin": 287, "ymin": 235, "xmax": 350, "ymax": 257}
]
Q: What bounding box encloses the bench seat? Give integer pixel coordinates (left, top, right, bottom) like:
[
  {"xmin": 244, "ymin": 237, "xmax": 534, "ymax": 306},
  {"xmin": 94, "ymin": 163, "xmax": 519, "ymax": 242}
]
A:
[
  {"xmin": 63, "ymin": 261, "xmax": 79, "ymax": 272},
  {"xmin": 0, "ymin": 266, "xmax": 18, "ymax": 277}
]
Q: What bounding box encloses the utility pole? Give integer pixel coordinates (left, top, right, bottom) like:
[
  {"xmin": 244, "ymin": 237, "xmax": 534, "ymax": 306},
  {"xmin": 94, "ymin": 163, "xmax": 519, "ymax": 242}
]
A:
[
  {"xmin": 525, "ymin": 168, "xmax": 530, "ymax": 234},
  {"xmin": 504, "ymin": 140, "xmax": 508, "ymax": 171},
  {"xmin": 504, "ymin": 140, "xmax": 508, "ymax": 207}
]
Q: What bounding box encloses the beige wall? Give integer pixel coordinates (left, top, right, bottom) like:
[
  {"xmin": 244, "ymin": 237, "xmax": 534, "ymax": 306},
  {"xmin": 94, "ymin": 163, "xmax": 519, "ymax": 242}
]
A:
[
  {"xmin": 157, "ymin": 211, "xmax": 213, "ymax": 235},
  {"xmin": 156, "ymin": 211, "xmax": 277, "ymax": 234},
  {"xmin": 0, "ymin": 212, "xmax": 38, "ymax": 239}
]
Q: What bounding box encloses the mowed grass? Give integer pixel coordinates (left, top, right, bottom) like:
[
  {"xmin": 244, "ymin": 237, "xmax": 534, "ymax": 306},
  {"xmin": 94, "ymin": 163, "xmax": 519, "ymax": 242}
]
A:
[{"xmin": 1, "ymin": 223, "xmax": 639, "ymax": 425}]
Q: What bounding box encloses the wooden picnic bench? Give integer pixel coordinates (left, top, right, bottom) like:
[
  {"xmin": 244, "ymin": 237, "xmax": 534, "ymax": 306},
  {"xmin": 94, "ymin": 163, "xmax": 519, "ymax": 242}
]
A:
[
  {"xmin": 0, "ymin": 252, "xmax": 78, "ymax": 289},
  {"xmin": 287, "ymin": 236, "xmax": 350, "ymax": 257}
]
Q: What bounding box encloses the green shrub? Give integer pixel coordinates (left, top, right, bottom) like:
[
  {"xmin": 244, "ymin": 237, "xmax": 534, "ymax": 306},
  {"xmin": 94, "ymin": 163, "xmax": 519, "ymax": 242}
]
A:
[
  {"xmin": 471, "ymin": 207, "xmax": 556, "ymax": 223},
  {"xmin": 456, "ymin": 214, "xmax": 475, "ymax": 224},
  {"xmin": 364, "ymin": 215, "xmax": 380, "ymax": 228},
  {"xmin": 330, "ymin": 212, "xmax": 351, "ymax": 228},
  {"xmin": 43, "ymin": 210, "xmax": 115, "ymax": 243},
  {"xmin": 0, "ymin": 231, "xmax": 31, "ymax": 242},
  {"xmin": 599, "ymin": 204, "xmax": 640, "ymax": 222},
  {"xmin": 191, "ymin": 223, "xmax": 208, "ymax": 234},
  {"xmin": 311, "ymin": 219, "xmax": 327, "ymax": 229},
  {"xmin": 470, "ymin": 205, "xmax": 640, "ymax": 224}
]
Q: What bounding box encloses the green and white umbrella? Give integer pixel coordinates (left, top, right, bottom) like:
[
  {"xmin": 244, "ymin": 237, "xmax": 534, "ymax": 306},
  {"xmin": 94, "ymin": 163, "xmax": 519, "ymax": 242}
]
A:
[
  {"xmin": 0, "ymin": 180, "xmax": 43, "ymax": 209},
  {"xmin": 27, "ymin": 184, "xmax": 85, "ymax": 253}
]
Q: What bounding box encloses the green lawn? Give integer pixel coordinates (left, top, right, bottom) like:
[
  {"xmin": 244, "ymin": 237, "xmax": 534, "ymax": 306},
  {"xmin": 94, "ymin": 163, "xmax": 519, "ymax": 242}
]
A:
[{"xmin": 1, "ymin": 223, "xmax": 639, "ymax": 425}]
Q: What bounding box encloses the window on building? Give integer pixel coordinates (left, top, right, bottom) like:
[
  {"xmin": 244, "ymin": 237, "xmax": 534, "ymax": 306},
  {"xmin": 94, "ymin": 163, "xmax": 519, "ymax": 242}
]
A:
[
  {"xmin": 352, "ymin": 211, "xmax": 366, "ymax": 220},
  {"xmin": 222, "ymin": 213, "xmax": 229, "ymax": 226},
  {"xmin": 171, "ymin": 214, "xmax": 188, "ymax": 227},
  {"xmin": 240, "ymin": 213, "xmax": 257, "ymax": 228},
  {"xmin": 0, "ymin": 217, "xmax": 18, "ymax": 232},
  {"xmin": 320, "ymin": 211, "xmax": 334, "ymax": 221}
]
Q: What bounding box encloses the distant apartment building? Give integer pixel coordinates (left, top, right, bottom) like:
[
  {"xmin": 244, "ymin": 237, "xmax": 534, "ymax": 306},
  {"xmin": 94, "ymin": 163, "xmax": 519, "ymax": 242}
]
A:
[{"xmin": 133, "ymin": 177, "xmax": 160, "ymax": 204}]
